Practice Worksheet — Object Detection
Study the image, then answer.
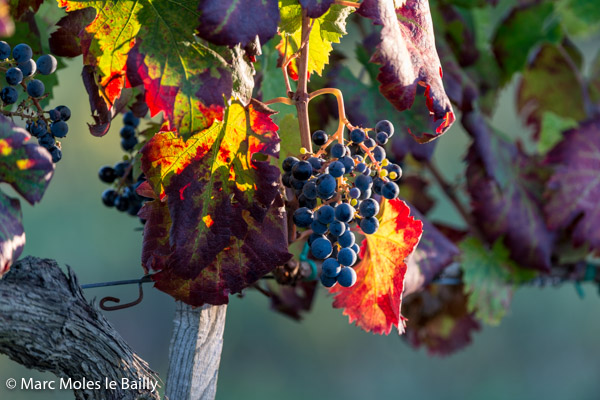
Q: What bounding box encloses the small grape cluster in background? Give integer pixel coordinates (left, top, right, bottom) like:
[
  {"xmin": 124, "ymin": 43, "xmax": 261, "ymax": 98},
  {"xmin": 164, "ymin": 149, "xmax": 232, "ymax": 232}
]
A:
[
  {"xmin": 0, "ymin": 41, "xmax": 70, "ymax": 163},
  {"xmin": 285, "ymin": 120, "xmax": 402, "ymax": 289},
  {"xmin": 98, "ymin": 111, "xmax": 149, "ymax": 222}
]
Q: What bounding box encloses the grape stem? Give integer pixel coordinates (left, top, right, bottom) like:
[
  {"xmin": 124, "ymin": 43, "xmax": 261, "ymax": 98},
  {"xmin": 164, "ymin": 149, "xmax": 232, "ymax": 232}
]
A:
[{"xmin": 294, "ymin": 10, "xmax": 314, "ymax": 152}]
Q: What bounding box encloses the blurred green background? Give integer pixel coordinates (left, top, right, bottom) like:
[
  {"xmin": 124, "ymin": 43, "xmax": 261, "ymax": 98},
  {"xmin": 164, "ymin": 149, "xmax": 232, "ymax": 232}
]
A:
[{"xmin": 1, "ymin": 37, "xmax": 600, "ymax": 399}]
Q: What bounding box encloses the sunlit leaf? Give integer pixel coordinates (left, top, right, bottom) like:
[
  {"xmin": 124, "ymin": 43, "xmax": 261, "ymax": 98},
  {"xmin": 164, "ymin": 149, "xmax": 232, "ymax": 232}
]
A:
[{"xmin": 330, "ymin": 199, "xmax": 423, "ymax": 335}]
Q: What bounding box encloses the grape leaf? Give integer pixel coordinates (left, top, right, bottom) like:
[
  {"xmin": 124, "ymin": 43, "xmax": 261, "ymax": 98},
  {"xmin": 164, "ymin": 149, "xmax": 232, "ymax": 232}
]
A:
[
  {"xmin": 139, "ymin": 100, "xmax": 291, "ymax": 305},
  {"xmin": 196, "ymin": 0, "xmax": 280, "ymax": 47},
  {"xmin": 357, "ymin": 0, "xmax": 455, "ymax": 142},
  {"xmin": 49, "ymin": 7, "xmax": 95, "ymax": 57},
  {"xmin": 537, "ymin": 112, "xmax": 578, "ymax": 155},
  {"xmin": 517, "ymin": 43, "xmax": 586, "ymax": 137},
  {"xmin": 267, "ymin": 280, "xmax": 318, "ymax": 320},
  {"xmin": 9, "ymin": 0, "xmax": 42, "ymax": 21},
  {"xmin": 330, "ymin": 199, "xmax": 423, "ymax": 335},
  {"xmin": 0, "ymin": 116, "xmax": 54, "ymax": 205},
  {"xmin": 403, "ymin": 206, "xmax": 459, "ymax": 296},
  {"xmin": 466, "ymin": 127, "xmax": 554, "ymax": 272},
  {"xmin": 59, "ymin": 0, "xmax": 254, "ymax": 139},
  {"xmin": 460, "ymin": 237, "xmax": 536, "ymax": 326},
  {"xmin": 555, "ymin": 0, "xmax": 600, "ymax": 37},
  {"xmin": 492, "ymin": 2, "xmax": 562, "ymax": 85},
  {"xmin": 0, "ymin": 192, "xmax": 24, "ymax": 278},
  {"xmin": 403, "ymin": 284, "xmax": 481, "ymax": 356},
  {"xmin": 544, "ymin": 120, "xmax": 600, "ymax": 251},
  {"xmin": 277, "ymin": 0, "xmax": 353, "ymax": 77},
  {"xmin": 299, "ymin": 0, "xmax": 334, "ymax": 18}
]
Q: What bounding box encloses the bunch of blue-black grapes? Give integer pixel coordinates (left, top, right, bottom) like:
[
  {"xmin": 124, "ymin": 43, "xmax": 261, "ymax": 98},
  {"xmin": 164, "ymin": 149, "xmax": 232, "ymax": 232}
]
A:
[
  {"xmin": 0, "ymin": 41, "xmax": 70, "ymax": 163},
  {"xmin": 283, "ymin": 120, "xmax": 402, "ymax": 289},
  {"xmin": 98, "ymin": 111, "xmax": 149, "ymax": 221}
]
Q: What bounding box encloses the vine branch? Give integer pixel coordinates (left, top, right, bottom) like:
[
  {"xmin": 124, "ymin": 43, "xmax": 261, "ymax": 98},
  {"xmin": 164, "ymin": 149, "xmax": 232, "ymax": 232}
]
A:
[{"xmin": 294, "ymin": 10, "xmax": 313, "ymax": 152}]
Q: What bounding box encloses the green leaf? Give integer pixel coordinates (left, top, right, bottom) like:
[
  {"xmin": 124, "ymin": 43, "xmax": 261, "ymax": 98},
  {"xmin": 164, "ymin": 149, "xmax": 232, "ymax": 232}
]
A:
[
  {"xmin": 492, "ymin": 2, "xmax": 562, "ymax": 84},
  {"xmin": 555, "ymin": 0, "xmax": 600, "ymax": 37},
  {"xmin": 537, "ymin": 112, "xmax": 578, "ymax": 155},
  {"xmin": 277, "ymin": 0, "xmax": 353, "ymax": 76},
  {"xmin": 273, "ymin": 113, "xmax": 301, "ymax": 169},
  {"xmin": 460, "ymin": 237, "xmax": 536, "ymax": 326}
]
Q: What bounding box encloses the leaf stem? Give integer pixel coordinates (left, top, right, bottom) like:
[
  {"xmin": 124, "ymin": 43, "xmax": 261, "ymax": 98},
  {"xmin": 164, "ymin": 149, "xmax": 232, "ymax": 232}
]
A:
[
  {"xmin": 333, "ymin": 0, "xmax": 361, "ymax": 7},
  {"xmin": 264, "ymin": 97, "xmax": 295, "ymax": 106}
]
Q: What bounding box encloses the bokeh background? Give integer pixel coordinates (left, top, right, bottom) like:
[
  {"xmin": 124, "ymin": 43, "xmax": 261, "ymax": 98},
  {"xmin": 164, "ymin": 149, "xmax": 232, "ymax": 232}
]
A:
[{"xmin": 1, "ymin": 19, "xmax": 600, "ymax": 400}]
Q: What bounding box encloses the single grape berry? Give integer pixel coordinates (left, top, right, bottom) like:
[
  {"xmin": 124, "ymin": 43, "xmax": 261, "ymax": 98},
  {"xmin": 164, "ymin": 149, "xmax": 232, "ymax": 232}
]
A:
[
  {"xmin": 320, "ymin": 273, "xmax": 337, "ymax": 288},
  {"xmin": 355, "ymin": 174, "xmax": 373, "ymax": 193},
  {"xmin": 299, "ymin": 194, "xmax": 317, "ymax": 210},
  {"xmin": 282, "ymin": 172, "xmax": 292, "ymax": 187},
  {"xmin": 120, "ymin": 125, "xmax": 136, "ymax": 139},
  {"xmin": 0, "ymin": 41, "xmax": 10, "ymax": 60},
  {"xmin": 385, "ymin": 164, "xmax": 403, "ymax": 181},
  {"xmin": 293, "ymin": 207, "xmax": 314, "ymax": 228},
  {"xmin": 355, "ymin": 162, "xmax": 367, "ymax": 174},
  {"xmin": 56, "ymin": 105, "xmax": 71, "ymax": 121},
  {"xmin": 98, "ymin": 166, "xmax": 117, "ymax": 183},
  {"xmin": 123, "ymin": 110, "xmax": 140, "ymax": 127},
  {"xmin": 381, "ymin": 181, "xmax": 400, "ymax": 199},
  {"xmin": 316, "ymin": 204, "xmax": 335, "ymax": 224},
  {"xmin": 27, "ymin": 79, "xmax": 45, "ymax": 98},
  {"xmin": 114, "ymin": 195, "xmax": 130, "ymax": 212},
  {"xmin": 372, "ymin": 177, "xmax": 385, "ymax": 195},
  {"xmin": 364, "ymin": 138, "xmax": 376, "ymax": 149},
  {"xmin": 121, "ymin": 136, "xmax": 138, "ymax": 151},
  {"xmin": 376, "ymin": 131, "xmax": 389, "ymax": 145},
  {"xmin": 316, "ymin": 174, "xmax": 336, "ymax": 197},
  {"xmin": 329, "ymin": 220, "xmax": 346, "ymax": 236},
  {"xmin": 0, "ymin": 86, "xmax": 19, "ymax": 104},
  {"xmin": 6, "ymin": 67, "xmax": 23, "ymax": 85},
  {"xmin": 358, "ymin": 189, "xmax": 371, "ymax": 200},
  {"xmin": 360, "ymin": 216, "xmax": 379, "ymax": 234},
  {"xmin": 351, "ymin": 128, "xmax": 366, "ymax": 143},
  {"xmin": 307, "ymin": 157, "xmax": 322, "ymax": 172},
  {"xmin": 310, "ymin": 237, "xmax": 333, "ymax": 259},
  {"xmin": 114, "ymin": 161, "xmax": 130, "ymax": 177},
  {"xmin": 12, "ymin": 43, "xmax": 32, "ymax": 63},
  {"xmin": 38, "ymin": 134, "xmax": 55, "ymax": 149},
  {"xmin": 337, "ymin": 248, "xmax": 357, "ymax": 267},
  {"xmin": 359, "ymin": 198, "xmax": 380, "ymax": 218},
  {"xmin": 338, "ymin": 230, "xmax": 356, "ymax": 248},
  {"xmin": 351, "ymin": 243, "xmax": 360, "ymax": 254},
  {"xmin": 51, "ymin": 121, "xmax": 69, "ymax": 137},
  {"xmin": 50, "ymin": 146, "xmax": 62, "ymax": 163},
  {"xmin": 340, "ymin": 156, "xmax": 354, "ymax": 173},
  {"xmin": 302, "ymin": 180, "xmax": 318, "ymax": 200},
  {"xmin": 48, "ymin": 108, "xmax": 62, "ymax": 122},
  {"xmin": 349, "ymin": 187, "xmax": 360, "ymax": 199},
  {"xmin": 330, "ymin": 143, "xmax": 346, "ymax": 158},
  {"xmin": 375, "ymin": 120, "xmax": 394, "ymax": 137},
  {"xmin": 335, "ymin": 203, "xmax": 355, "ymax": 223},
  {"xmin": 328, "ymin": 161, "xmax": 345, "ymax": 178},
  {"xmin": 282, "ymin": 156, "xmax": 299, "ymax": 172},
  {"xmin": 312, "ymin": 130, "xmax": 328, "ymax": 146},
  {"xmin": 372, "ymin": 146, "xmax": 386, "ymax": 162},
  {"xmin": 19, "ymin": 59, "xmax": 37, "ymax": 77},
  {"xmin": 102, "ymin": 189, "xmax": 117, "ymax": 207},
  {"xmin": 36, "ymin": 54, "xmax": 57, "ymax": 75},
  {"xmin": 311, "ymin": 220, "xmax": 328, "ymax": 235},
  {"xmin": 292, "ymin": 160, "xmax": 312, "ymax": 181},
  {"xmin": 337, "ymin": 267, "xmax": 357, "ymax": 287},
  {"xmin": 322, "ymin": 258, "xmax": 341, "ymax": 278},
  {"xmin": 121, "ymin": 136, "xmax": 138, "ymax": 153}
]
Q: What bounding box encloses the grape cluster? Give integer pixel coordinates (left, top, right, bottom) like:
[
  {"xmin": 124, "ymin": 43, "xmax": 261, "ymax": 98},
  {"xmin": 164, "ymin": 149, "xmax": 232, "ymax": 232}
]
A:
[
  {"xmin": 98, "ymin": 111, "xmax": 148, "ymax": 221},
  {"xmin": 0, "ymin": 41, "xmax": 69, "ymax": 163},
  {"xmin": 284, "ymin": 120, "xmax": 402, "ymax": 289}
]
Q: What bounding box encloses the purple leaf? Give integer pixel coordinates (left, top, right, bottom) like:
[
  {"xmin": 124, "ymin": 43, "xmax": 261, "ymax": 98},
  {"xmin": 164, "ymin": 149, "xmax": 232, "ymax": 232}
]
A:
[
  {"xmin": 404, "ymin": 205, "xmax": 460, "ymax": 296},
  {"xmin": 358, "ymin": 0, "xmax": 455, "ymax": 142},
  {"xmin": 544, "ymin": 120, "xmax": 600, "ymax": 250},
  {"xmin": 299, "ymin": 0, "xmax": 334, "ymax": 18},
  {"xmin": 197, "ymin": 0, "xmax": 280, "ymax": 47},
  {"xmin": 0, "ymin": 116, "xmax": 54, "ymax": 205},
  {"xmin": 49, "ymin": 8, "xmax": 96, "ymax": 57},
  {"xmin": 0, "ymin": 192, "xmax": 24, "ymax": 278},
  {"xmin": 466, "ymin": 129, "xmax": 554, "ymax": 271}
]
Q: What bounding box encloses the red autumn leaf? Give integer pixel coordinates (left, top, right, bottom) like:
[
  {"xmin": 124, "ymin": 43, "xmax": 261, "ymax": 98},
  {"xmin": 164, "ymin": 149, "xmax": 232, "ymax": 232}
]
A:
[
  {"xmin": 139, "ymin": 100, "xmax": 291, "ymax": 305},
  {"xmin": 358, "ymin": 0, "xmax": 455, "ymax": 142},
  {"xmin": 330, "ymin": 199, "xmax": 423, "ymax": 335}
]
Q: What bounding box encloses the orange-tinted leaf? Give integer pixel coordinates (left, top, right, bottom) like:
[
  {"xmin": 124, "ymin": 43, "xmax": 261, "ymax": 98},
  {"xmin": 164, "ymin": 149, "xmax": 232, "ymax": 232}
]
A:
[{"xmin": 330, "ymin": 199, "xmax": 423, "ymax": 335}]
